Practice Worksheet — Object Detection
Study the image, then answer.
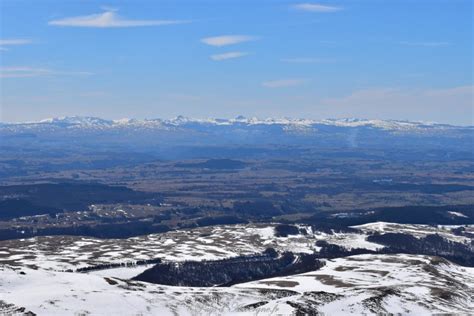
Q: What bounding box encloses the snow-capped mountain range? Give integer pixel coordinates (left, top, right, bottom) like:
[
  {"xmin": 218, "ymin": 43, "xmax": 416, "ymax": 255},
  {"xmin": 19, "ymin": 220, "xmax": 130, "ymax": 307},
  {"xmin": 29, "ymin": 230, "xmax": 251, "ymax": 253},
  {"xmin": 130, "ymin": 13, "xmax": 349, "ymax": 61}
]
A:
[
  {"xmin": 1, "ymin": 115, "xmax": 469, "ymax": 131},
  {"xmin": 2, "ymin": 115, "xmax": 471, "ymax": 154}
]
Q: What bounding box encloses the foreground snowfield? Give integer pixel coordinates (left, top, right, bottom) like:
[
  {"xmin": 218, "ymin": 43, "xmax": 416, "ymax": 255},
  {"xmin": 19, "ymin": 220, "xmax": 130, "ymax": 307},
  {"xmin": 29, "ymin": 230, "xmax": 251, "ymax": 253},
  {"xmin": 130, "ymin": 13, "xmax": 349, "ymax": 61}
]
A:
[
  {"xmin": 1, "ymin": 254, "xmax": 473, "ymax": 315},
  {"xmin": 1, "ymin": 222, "xmax": 473, "ymax": 315}
]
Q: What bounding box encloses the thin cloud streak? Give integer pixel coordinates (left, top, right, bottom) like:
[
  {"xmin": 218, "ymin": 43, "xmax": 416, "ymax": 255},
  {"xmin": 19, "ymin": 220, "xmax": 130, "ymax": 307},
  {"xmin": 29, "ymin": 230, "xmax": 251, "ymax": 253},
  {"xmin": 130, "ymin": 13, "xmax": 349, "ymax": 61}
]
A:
[
  {"xmin": 0, "ymin": 67, "xmax": 93, "ymax": 78},
  {"xmin": 201, "ymin": 35, "xmax": 258, "ymax": 47},
  {"xmin": 0, "ymin": 39, "xmax": 33, "ymax": 46},
  {"xmin": 262, "ymin": 79, "xmax": 306, "ymax": 88},
  {"xmin": 0, "ymin": 39, "xmax": 33, "ymax": 51},
  {"xmin": 210, "ymin": 51, "xmax": 249, "ymax": 61},
  {"xmin": 293, "ymin": 3, "xmax": 343, "ymax": 12},
  {"xmin": 49, "ymin": 10, "xmax": 189, "ymax": 28}
]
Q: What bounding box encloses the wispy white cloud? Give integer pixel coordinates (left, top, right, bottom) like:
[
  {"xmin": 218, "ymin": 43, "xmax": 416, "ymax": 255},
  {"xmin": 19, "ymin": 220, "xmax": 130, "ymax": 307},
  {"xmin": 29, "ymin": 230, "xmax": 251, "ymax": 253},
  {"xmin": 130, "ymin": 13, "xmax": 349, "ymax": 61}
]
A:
[
  {"xmin": 49, "ymin": 10, "xmax": 188, "ymax": 28},
  {"xmin": 293, "ymin": 3, "xmax": 343, "ymax": 12},
  {"xmin": 0, "ymin": 39, "xmax": 33, "ymax": 51},
  {"xmin": 0, "ymin": 39, "xmax": 33, "ymax": 46},
  {"xmin": 0, "ymin": 67, "xmax": 93, "ymax": 78},
  {"xmin": 400, "ymin": 41, "xmax": 450, "ymax": 47},
  {"xmin": 281, "ymin": 57, "xmax": 335, "ymax": 63},
  {"xmin": 262, "ymin": 79, "xmax": 306, "ymax": 88},
  {"xmin": 210, "ymin": 51, "xmax": 249, "ymax": 61},
  {"xmin": 201, "ymin": 35, "xmax": 258, "ymax": 47},
  {"xmin": 0, "ymin": 67, "xmax": 51, "ymax": 78}
]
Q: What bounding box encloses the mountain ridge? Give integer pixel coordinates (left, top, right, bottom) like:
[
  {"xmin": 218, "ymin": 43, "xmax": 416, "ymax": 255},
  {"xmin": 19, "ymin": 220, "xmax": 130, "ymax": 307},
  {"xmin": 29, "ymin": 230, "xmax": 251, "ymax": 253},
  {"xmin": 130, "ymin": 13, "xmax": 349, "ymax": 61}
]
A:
[{"xmin": 2, "ymin": 115, "xmax": 471, "ymax": 131}]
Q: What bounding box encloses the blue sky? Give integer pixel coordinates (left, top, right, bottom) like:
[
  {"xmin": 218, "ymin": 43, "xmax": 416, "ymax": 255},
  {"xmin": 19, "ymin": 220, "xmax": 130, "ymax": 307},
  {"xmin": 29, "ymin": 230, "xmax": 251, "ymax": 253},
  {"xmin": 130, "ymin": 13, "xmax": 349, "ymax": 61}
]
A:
[{"xmin": 0, "ymin": 0, "xmax": 472, "ymax": 124}]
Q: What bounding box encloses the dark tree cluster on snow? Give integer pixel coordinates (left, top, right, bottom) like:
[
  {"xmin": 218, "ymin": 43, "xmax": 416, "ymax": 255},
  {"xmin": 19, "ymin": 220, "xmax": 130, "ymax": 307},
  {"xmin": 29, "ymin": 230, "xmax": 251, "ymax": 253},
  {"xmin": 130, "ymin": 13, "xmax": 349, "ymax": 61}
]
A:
[
  {"xmin": 367, "ymin": 233, "xmax": 474, "ymax": 266},
  {"xmin": 72, "ymin": 258, "xmax": 162, "ymax": 273},
  {"xmin": 133, "ymin": 248, "xmax": 324, "ymax": 287}
]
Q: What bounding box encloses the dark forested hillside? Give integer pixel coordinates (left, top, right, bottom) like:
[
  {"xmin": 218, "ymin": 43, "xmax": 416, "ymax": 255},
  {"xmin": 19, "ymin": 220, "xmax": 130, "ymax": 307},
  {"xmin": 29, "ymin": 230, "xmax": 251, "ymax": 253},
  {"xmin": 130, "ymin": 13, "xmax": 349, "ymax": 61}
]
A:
[{"xmin": 134, "ymin": 249, "xmax": 324, "ymax": 287}]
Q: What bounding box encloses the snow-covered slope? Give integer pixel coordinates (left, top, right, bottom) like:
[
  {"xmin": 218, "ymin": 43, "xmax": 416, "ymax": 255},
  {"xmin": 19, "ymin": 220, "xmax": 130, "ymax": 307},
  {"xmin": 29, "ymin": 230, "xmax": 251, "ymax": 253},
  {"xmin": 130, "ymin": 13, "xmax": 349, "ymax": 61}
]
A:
[
  {"xmin": 1, "ymin": 223, "xmax": 473, "ymax": 314},
  {"xmin": 236, "ymin": 254, "xmax": 474, "ymax": 315},
  {"xmin": 1, "ymin": 254, "xmax": 472, "ymax": 315},
  {"xmin": 0, "ymin": 224, "xmax": 322, "ymax": 272},
  {"xmin": 353, "ymin": 222, "xmax": 474, "ymax": 244},
  {"xmin": 1, "ymin": 222, "xmax": 471, "ymax": 273}
]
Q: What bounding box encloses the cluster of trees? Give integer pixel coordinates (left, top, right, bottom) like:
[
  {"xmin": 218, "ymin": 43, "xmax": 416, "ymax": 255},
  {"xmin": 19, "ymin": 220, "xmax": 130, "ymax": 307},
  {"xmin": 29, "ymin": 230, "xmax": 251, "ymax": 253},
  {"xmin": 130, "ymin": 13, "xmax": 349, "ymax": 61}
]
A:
[
  {"xmin": 303, "ymin": 205, "xmax": 473, "ymax": 227},
  {"xmin": 133, "ymin": 248, "xmax": 324, "ymax": 287},
  {"xmin": 367, "ymin": 233, "xmax": 474, "ymax": 266},
  {"xmin": 232, "ymin": 200, "xmax": 282, "ymax": 217},
  {"xmin": 71, "ymin": 258, "xmax": 162, "ymax": 273},
  {"xmin": 0, "ymin": 182, "xmax": 162, "ymax": 219},
  {"xmin": 315, "ymin": 233, "xmax": 473, "ymax": 267},
  {"xmin": 316, "ymin": 240, "xmax": 378, "ymax": 258},
  {"xmin": 451, "ymin": 226, "xmax": 474, "ymax": 240},
  {"xmin": 274, "ymin": 224, "xmax": 302, "ymax": 237},
  {"xmin": 0, "ymin": 221, "xmax": 172, "ymax": 240}
]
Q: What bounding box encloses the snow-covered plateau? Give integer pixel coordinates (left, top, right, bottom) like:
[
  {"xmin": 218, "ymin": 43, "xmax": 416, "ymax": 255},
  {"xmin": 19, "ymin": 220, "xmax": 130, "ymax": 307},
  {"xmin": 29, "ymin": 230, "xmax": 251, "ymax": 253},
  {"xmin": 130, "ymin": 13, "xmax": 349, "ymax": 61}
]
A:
[
  {"xmin": 1, "ymin": 253, "xmax": 472, "ymax": 315},
  {"xmin": 0, "ymin": 222, "xmax": 473, "ymax": 315}
]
